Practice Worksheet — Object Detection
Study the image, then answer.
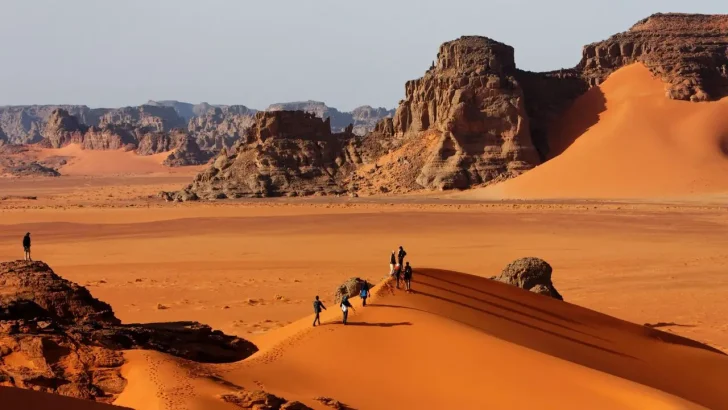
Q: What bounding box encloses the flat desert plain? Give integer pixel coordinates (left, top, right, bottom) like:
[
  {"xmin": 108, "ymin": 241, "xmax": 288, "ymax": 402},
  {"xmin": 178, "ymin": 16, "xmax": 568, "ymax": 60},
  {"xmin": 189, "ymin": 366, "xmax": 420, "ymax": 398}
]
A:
[{"xmin": 2, "ymin": 170, "xmax": 728, "ymax": 409}]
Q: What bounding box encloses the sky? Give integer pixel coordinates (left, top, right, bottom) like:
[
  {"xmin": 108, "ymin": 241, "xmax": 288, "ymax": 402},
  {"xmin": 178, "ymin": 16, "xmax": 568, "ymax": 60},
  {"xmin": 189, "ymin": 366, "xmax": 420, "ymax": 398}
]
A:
[{"xmin": 0, "ymin": 0, "xmax": 725, "ymax": 111}]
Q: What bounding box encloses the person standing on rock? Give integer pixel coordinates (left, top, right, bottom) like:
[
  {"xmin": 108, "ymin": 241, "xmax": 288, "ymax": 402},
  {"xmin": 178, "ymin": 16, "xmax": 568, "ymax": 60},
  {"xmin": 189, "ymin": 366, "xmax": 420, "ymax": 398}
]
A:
[
  {"xmin": 359, "ymin": 282, "xmax": 371, "ymax": 307},
  {"xmin": 341, "ymin": 295, "xmax": 355, "ymax": 325},
  {"xmin": 397, "ymin": 246, "xmax": 407, "ymax": 267},
  {"xmin": 312, "ymin": 296, "xmax": 326, "ymax": 327},
  {"xmin": 22, "ymin": 232, "xmax": 31, "ymax": 262},
  {"xmin": 389, "ymin": 251, "xmax": 396, "ymax": 276},
  {"xmin": 404, "ymin": 262, "xmax": 413, "ymax": 291}
]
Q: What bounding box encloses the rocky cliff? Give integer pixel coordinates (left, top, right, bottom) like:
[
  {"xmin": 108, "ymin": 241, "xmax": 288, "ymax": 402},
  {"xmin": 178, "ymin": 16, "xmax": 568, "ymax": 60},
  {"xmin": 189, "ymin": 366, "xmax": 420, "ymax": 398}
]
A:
[
  {"xmin": 357, "ymin": 36, "xmax": 541, "ymax": 192},
  {"xmin": 0, "ymin": 127, "xmax": 7, "ymax": 146},
  {"xmin": 187, "ymin": 106, "xmax": 257, "ymax": 151},
  {"xmin": 40, "ymin": 109, "xmax": 210, "ymax": 165},
  {"xmin": 179, "ymin": 111, "xmax": 356, "ymax": 199},
  {"xmin": 267, "ymin": 101, "xmax": 394, "ymax": 136},
  {"xmin": 577, "ymin": 13, "xmax": 728, "ymax": 102}
]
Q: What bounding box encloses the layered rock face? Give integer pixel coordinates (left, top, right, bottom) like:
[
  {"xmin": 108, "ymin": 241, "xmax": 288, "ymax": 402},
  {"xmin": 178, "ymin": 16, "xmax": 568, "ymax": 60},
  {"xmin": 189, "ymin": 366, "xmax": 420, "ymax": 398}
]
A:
[
  {"xmin": 359, "ymin": 36, "xmax": 541, "ymax": 192},
  {"xmin": 0, "ymin": 261, "xmax": 257, "ymax": 403},
  {"xmin": 267, "ymin": 101, "xmax": 394, "ymax": 136},
  {"xmin": 578, "ymin": 13, "xmax": 728, "ymax": 102},
  {"xmin": 97, "ymin": 105, "xmax": 185, "ymax": 132},
  {"xmin": 40, "ymin": 109, "xmax": 210, "ymax": 165},
  {"xmin": 181, "ymin": 111, "xmax": 356, "ymax": 199},
  {"xmin": 187, "ymin": 106, "xmax": 257, "ymax": 151}
]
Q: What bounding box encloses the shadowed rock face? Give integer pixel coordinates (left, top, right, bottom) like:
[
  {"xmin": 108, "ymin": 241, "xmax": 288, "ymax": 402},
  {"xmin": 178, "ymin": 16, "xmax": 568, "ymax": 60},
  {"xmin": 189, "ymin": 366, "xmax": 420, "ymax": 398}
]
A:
[
  {"xmin": 492, "ymin": 257, "xmax": 563, "ymax": 300},
  {"xmin": 181, "ymin": 111, "xmax": 357, "ymax": 199},
  {"xmin": 0, "ymin": 261, "xmax": 258, "ymax": 403}
]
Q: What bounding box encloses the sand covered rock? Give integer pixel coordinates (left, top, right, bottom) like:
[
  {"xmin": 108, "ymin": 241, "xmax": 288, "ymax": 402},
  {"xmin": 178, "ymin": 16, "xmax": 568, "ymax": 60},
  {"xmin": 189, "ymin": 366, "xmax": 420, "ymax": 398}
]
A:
[
  {"xmin": 0, "ymin": 261, "xmax": 258, "ymax": 402},
  {"xmin": 185, "ymin": 111, "xmax": 357, "ymax": 199},
  {"xmin": 334, "ymin": 277, "xmax": 371, "ymax": 304},
  {"xmin": 220, "ymin": 389, "xmax": 313, "ymax": 409},
  {"xmin": 493, "ymin": 257, "xmax": 563, "ymax": 300},
  {"xmin": 358, "ymin": 36, "xmax": 541, "ymax": 193}
]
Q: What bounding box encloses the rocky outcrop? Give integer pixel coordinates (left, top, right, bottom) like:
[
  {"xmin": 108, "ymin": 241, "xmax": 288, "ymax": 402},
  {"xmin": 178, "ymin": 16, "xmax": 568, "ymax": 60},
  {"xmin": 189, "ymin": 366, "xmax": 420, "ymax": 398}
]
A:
[
  {"xmin": 0, "ymin": 105, "xmax": 106, "ymax": 145},
  {"xmin": 577, "ymin": 13, "xmax": 728, "ymax": 102},
  {"xmin": 358, "ymin": 36, "xmax": 541, "ymax": 193},
  {"xmin": 0, "ymin": 127, "xmax": 7, "ymax": 146},
  {"xmin": 42, "ymin": 109, "xmax": 89, "ymax": 148},
  {"xmin": 180, "ymin": 111, "xmax": 357, "ymax": 199},
  {"xmin": 163, "ymin": 133, "xmax": 214, "ymax": 167},
  {"xmin": 267, "ymin": 101, "xmax": 393, "ymax": 136},
  {"xmin": 0, "ymin": 261, "xmax": 257, "ymax": 403},
  {"xmin": 334, "ymin": 277, "xmax": 372, "ymax": 305},
  {"xmin": 220, "ymin": 390, "xmax": 313, "ymax": 409},
  {"xmin": 187, "ymin": 106, "xmax": 257, "ymax": 151},
  {"xmin": 492, "ymin": 257, "xmax": 563, "ymax": 300},
  {"xmin": 97, "ymin": 105, "xmax": 185, "ymax": 132}
]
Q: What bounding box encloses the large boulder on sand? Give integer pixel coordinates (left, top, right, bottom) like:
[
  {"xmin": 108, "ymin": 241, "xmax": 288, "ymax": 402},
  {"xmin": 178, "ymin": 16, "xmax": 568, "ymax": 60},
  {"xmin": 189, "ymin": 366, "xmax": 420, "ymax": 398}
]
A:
[
  {"xmin": 334, "ymin": 277, "xmax": 372, "ymax": 304},
  {"xmin": 493, "ymin": 257, "xmax": 563, "ymax": 300}
]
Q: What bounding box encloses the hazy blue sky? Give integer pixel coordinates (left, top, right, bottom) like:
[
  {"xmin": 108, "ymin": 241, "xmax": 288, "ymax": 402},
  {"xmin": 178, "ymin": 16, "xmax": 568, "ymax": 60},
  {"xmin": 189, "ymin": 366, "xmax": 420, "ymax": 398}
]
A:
[{"xmin": 0, "ymin": 1, "xmax": 725, "ymax": 110}]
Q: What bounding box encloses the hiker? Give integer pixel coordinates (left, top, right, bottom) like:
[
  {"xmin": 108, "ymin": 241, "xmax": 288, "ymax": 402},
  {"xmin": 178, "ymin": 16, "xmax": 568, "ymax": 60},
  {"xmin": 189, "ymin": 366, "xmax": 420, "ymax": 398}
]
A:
[
  {"xmin": 360, "ymin": 282, "xmax": 371, "ymax": 306},
  {"xmin": 313, "ymin": 296, "xmax": 326, "ymax": 327},
  {"xmin": 395, "ymin": 264, "xmax": 403, "ymax": 289},
  {"xmin": 22, "ymin": 232, "xmax": 31, "ymax": 262},
  {"xmin": 341, "ymin": 295, "xmax": 355, "ymax": 325},
  {"xmin": 397, "ymin": 246, "xmax": 407, "ymax": 267},
  {"xmin": 389, "ymin": 251, "xmax": 396, "ymax": 276},
  {"xmin": 404, "ymin": 262, "xmax": 413, "ymax": 291}
]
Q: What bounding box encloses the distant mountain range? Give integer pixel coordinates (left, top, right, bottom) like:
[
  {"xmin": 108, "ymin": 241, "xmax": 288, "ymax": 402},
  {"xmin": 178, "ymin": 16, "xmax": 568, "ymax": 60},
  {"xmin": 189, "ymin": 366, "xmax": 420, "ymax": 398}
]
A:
[{"xmin": 0, "ymin": 101, "xmax": 395, "ymax": 146}]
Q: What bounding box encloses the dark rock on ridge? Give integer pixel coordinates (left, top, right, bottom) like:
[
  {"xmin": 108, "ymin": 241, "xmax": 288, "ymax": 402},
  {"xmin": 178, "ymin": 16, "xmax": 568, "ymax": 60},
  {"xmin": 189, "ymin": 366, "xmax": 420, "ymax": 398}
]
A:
[
  {"xmin": 492, "ymin": 257, "xmax": 563, "ymax": 300},
  {"xmin": 267, "ymin": 101, "xmax": 394, "ymax": 136}
]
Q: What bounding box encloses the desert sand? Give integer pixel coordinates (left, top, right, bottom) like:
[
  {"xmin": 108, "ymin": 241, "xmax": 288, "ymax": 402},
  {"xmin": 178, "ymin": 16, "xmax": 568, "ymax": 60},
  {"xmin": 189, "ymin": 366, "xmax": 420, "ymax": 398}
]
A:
[
  {"xmin": 4, "ymin": 64, "xmax": 728, "ymax": 409},
  {"xmin": 466, "ymin": 64, "xmax": 728, "ymax": 200}
]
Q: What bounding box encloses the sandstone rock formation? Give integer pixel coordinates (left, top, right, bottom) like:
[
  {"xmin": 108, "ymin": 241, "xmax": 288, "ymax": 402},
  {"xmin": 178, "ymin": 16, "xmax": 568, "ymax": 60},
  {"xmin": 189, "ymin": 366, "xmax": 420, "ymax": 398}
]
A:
[
  {"xmin": 187, "ymin": 106, "xmax": 257, "ymax": 151},
  {"xmin": 492, "ymin": 257, "xmax": 563, "ymax": 300},
  {"xmin": 267, "ymin": 101, "xmax": 393, "ymax": 136},
  {"xmin": 180, "ymin": 111, "xmax": 357, "ymax": 199},
  {"xmin": 358, "ymin": 36, "xmax": 541, "ymax": 192},
  {"xmin": 97, "ymin": 105, "xmax": 185, "ymax": 132},
  {"xmin": 577, "ymin": 13, "xmax": 728, "ymax": 102},
  {"xmin": 334, "ymin": 277, "xmax": 372, "ymax": 305},
  {"xmin": 0, "ymin": 261, "xmax": 257, "ymax": 402},
  {"xmin": 220, "ymin": 390, "xmax": 313, "ymax": 409},
  {"xmin": 0, "ymin": 127, "xmax": 7, "ymax": 146},
  {"xmin": 40, "ymin": 109, "xmax": 211, "ymax": 165}
]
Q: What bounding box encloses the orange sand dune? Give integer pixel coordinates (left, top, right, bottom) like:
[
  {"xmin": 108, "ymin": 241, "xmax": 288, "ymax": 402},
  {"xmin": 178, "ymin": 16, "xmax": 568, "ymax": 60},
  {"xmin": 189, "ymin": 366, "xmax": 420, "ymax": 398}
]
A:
[
  {"xmin": 116, "ymin": 269, "xmax": 728, "ymax": 410},
  {"xmin": 468, "ymin": 63, "xmax": 728, "ymax": 199},
  {"xmin": 36, "ymin": 144, "xmax": 200, "ymax": 176},
  {"xmin": 0, "ymin": 386, "xmax": 130, "ymax": 410}
]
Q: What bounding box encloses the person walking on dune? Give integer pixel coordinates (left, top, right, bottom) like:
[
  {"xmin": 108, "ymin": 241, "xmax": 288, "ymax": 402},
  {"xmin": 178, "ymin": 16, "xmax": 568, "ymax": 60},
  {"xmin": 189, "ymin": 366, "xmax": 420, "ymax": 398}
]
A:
[
  {"xmin": 389, "ymin": 251, "xmax": 396, "ymax": 276},
  {"xmin": 313, "ymin": 296, "xmax": 326, "ymax": 327},
  {"xmin": 341, "ymin": 295, "xmax": 355, "ymax": 325},
  {"xmin": 404, "ymin": 262, "xmax": 413, "ymax": 291},
  {"xmin": 397, "ymin": 246, "xmax": 407, "ymax": 267},
  {"xmin": 395, "ymin": 264, "xmax": 403, "ymax": 289},
  {"xmin": 22, "ymin": 232, "xmax": 31, "ymax": 262},
  {"xmin": 360, "ymin": 282, "xmax": 371, "ymax": 307}
]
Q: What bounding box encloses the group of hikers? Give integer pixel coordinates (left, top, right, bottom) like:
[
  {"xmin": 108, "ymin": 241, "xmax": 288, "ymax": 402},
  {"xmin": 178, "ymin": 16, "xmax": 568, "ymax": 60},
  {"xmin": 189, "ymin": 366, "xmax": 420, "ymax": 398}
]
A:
[{"xmin": 313, "ymin": 245, "xmax": 412, "ymax": 327}]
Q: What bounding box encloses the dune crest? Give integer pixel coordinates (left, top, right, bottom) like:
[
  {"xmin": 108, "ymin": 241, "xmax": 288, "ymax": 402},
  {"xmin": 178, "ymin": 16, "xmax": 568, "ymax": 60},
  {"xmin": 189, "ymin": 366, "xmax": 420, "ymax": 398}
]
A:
[{"xmin": 114, "ymin": 269, "xmax": 728, "ymax": 410}]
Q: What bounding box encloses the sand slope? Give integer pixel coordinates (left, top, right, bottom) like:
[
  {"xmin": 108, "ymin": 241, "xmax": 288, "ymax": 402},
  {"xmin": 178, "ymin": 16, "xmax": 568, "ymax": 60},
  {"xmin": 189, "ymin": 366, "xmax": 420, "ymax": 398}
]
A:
[
  {"xmin": 116, "ymin": 269, "xmax": 728, "ymax": 410},
  {"xmin": 467, "ymin": 63, "xmax": 728, "ymax": 199}
]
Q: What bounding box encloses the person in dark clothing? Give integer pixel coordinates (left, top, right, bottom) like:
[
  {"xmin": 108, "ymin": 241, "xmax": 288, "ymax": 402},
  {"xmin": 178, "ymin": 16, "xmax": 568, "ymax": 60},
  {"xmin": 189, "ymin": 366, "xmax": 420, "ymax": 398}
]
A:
[
  {"xmin": 22, "ymin": 232, "xmax": 31, "ymax": 262},
  {"xmin": 359, "ymin": 282, "xmax": 370, "ymax": 306},
  {"xmin": 395, "ymin": 264, "xmax": 403, "ymax": 289},
  {"xmin": 397, "ymin": 246, "xmax": 407, "ymax": 267},
  {"xmin": 389, "ymin": 251, "xmax": 396, "ymax": 276},
  {"xmin": 313, "ymin": 296, "xmax": 326, "ymax": 327},
  {"xmin": 404, "ymin": 262, "xmax": 413, "ymax": 291},
  {"xmin": 341, "ymin": 295, "xmax": 355, "ymax": 325}
]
